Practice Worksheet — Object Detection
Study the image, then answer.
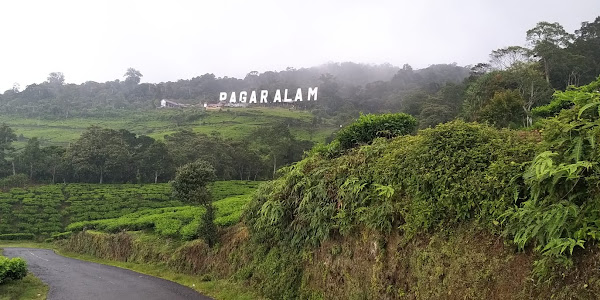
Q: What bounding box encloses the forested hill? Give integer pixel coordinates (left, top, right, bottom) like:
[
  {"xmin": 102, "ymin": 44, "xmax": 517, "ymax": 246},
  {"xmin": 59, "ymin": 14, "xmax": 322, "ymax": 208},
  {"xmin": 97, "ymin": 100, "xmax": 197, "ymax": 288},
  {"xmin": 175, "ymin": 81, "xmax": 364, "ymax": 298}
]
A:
[
  {"xmin": 1, "ymin": 17, "xmax": 599, "ymax": 126},
  {"xmin": 0, "ymin": 62, "xmax": 469, "ymax": 119},
  {"xmin": 0, "ymin": 17, "xmax": 598, "ymax": 186}
]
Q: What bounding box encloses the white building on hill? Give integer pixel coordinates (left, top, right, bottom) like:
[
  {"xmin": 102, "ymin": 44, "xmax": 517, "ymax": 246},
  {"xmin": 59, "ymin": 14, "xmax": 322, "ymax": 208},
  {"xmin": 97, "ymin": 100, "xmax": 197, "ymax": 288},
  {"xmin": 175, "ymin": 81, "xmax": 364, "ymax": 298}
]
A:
[{"xmin": 160, "ymin": 99, "xmax": 188, "ymax": 108}]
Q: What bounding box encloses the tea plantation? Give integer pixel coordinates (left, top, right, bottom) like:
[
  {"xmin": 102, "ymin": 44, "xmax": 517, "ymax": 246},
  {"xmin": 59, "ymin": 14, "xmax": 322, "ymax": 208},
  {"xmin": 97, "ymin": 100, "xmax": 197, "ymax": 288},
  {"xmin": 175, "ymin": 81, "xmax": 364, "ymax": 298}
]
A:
[
  {"xmin": 0, "ymin": 181, "xmax": 260, "ymax": 237},
  {"xmin": 67, "ymin": 194, "xmax": 252, "ymax": 240}
]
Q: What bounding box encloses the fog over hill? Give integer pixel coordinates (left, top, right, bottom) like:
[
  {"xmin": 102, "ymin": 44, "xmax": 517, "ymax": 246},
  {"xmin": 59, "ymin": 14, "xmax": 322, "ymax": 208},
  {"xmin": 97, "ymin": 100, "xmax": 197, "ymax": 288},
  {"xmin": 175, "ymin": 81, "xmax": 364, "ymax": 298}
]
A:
[
  {"xmin": 1, "ymin": 0, "xmax": 598, "ymax": 92},
  {"xmin": 0, "ymin": 62, "xmax": 470, "ymax": 118}
]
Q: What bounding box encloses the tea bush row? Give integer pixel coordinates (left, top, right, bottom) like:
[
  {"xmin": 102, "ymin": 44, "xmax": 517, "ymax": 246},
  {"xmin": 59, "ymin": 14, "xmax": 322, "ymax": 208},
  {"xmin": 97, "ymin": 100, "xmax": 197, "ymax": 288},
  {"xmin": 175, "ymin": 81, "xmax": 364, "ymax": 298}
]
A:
[
  {"xmin": 0, "ymin": 181, "xmax": 260, "ymax": 237},
  {"xmin": 67, "ymin": 195, "xmax": 252, "ymax": 240}
]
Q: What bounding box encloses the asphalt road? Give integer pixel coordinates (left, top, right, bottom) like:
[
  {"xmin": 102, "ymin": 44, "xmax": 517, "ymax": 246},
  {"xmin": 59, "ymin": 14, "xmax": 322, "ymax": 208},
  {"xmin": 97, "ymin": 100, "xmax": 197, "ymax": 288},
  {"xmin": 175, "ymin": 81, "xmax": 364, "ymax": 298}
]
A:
[{"xmin": 3, "ymin": 248, "xmax": 212, "ymax": 300}]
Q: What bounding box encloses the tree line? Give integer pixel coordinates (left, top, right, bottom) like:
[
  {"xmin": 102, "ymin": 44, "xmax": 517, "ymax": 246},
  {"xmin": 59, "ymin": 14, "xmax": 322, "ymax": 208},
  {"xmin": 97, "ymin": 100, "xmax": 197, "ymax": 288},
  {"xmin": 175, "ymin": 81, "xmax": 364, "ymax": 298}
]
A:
[
  {"xmin": 0, "ymin": 123, "xmax": 312, "ymax": 184},
  {"xmin": 394, "ymin": 16, "xmax": 600, "ymax": 129}
]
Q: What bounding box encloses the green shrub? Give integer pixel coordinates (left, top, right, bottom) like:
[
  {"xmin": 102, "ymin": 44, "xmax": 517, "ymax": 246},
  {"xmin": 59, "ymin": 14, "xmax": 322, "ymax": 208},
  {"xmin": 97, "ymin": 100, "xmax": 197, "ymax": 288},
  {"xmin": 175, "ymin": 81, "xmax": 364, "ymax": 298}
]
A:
[
  {"xmin": 0, "ymin": 233, "xmax": 35, "ymax": 240},
  {"xmin": 335, "ymin": 113, "xmax": 417, "ymax": 150},
  {"xmin": 0, "ymin": 257, "xmax": 28, "ymax": 284},
  {"xmin": 0, "ymin": 174, "xmax": 29, "ymax": 190},
  {"xmin": 532, "ymin": 75, "xmax": 600, "ymax": 119},
  {"xmin": 500, "ymin": 76, "xmax": 600, "ymax": 281},
  {"xmin": 246, "ymin": 120, "xmax": 538, "ymax": 248},
  {"xmin": 50, "ymin": 231, "xmax": 72, "ymax": 241}
]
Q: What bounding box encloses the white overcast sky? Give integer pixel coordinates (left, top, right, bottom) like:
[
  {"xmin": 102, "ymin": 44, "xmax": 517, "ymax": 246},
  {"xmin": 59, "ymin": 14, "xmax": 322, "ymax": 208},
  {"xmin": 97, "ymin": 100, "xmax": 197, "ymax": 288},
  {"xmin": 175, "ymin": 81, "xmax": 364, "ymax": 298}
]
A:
[{"xmin": 0, "ymin": 0, "xmax": 598, "ymax": 91}]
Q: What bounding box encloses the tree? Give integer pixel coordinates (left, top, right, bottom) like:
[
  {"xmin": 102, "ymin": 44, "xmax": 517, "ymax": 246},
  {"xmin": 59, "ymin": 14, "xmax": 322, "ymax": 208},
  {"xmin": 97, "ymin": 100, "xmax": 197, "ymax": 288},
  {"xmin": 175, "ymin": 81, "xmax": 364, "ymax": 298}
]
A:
[
  {"xmin": 66, "ymin": 126, "xmax": 131, "ymax": 183},
  {"xmin": 526, "ymin": 21, "xmax": 574, "ymax": 86},
  {"xmin": 462, "ymin": 71, "xmax": 514, "ymax": 120},
  {"xmin": 124, "ymin": 68, "xmax": 143, "ymax": 85},
  {"xmin": 172, "ymin": 160, "xmax": 216, "ymax": 204},
  {"xmin": 418, "ymin": 102, "xmax": 455, "ymax": 129},
  {"xmin": 477, "ymin": 90, "xmax": 526, "ymax": 128},
  {"xmin": 572, "ymin": 17, "xmax": 600, "ymax": 85},
  {"xmin": 0, "ymin": 124, "xmax": 16, "ymax": 160},
  {"xmin": 470, "ymin": 63, "xmax": 492, "ymax": 76},
  {"xmin": 462, "ymin": 65, "xmax": 552, "ymax": 127},
  {"xmin": 247, "ymin": 123, "xmax": 306, "ymax": 178},
  {"xmin": 21, "ymin": 137, "xmax": 42, "ymax": 180},
  {"xmin": 0, "ymin": 124, "xmax": 17, "ymax": 177},
  {"xmin": 41, "ymin": 146, "xmax": 65, "ymax": 184},
  {"xmin": 171, "ymin": 160, "xmax": 217, "ymax": 246},
  {"xmin": 510, "ymin": 63, "xmax": 553, "ymax": 126},
  {"xmin": 489, "ymin": 46, "xmax": 532, "ymax": 70},
  {"xmin": 139, "ymin": 141, "xmax": 173, "ymax": 183},
  {"xmin": 164, "ymin": 130, "xmax": 236, "ymax": 180},
  {"xmin": 46, "ymin": 72, "xmax": 65, "ymax": 85}
]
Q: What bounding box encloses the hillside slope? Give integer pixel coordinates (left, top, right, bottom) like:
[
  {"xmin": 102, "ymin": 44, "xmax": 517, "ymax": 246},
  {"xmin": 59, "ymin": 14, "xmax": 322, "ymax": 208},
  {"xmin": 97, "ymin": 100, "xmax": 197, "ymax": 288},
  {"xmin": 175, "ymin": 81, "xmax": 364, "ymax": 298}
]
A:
[
  {"xmin": 0, "ymin": 107, "xmax": 337, "ymax": 148},
  {"xmin": 61, "ymin": 78, "xmax": 600, "ymax": 299}
]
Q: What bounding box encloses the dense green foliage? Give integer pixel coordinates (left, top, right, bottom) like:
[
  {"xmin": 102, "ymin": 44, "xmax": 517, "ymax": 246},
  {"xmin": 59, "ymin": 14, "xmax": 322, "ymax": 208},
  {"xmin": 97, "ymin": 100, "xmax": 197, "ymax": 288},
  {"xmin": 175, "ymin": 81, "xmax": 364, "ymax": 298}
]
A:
[
  {"xmin": 246, "ymin": 121, "xmax": 538, "ymax": 249},
  {"xmin": 234, "ymin": 76, "xmax": 600, "ymax": 298},
  {"xmin": 532, "ymin": 77, "xmax": 600, "ymax": 118},
  {"xmin": 0, "ymin": 256, "xmax": 27, "ymax": 284},
  {"xmin": 335, "ymin": 113, "xmax": 417, "ymax": 150},
  {"xmin": 0, "ymin": 181, "xmax": 258, "ymax": 237},
  {"xmin": 501, "ymin": 76, "xmax": 600, "ymax": 280}
]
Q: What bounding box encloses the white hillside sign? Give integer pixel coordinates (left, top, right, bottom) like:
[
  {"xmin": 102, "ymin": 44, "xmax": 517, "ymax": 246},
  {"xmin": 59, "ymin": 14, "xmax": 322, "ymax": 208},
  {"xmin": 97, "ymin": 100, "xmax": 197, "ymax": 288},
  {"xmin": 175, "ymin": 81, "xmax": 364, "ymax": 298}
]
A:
[{"xmin": 219, "ymin": 87, "xmax": 318, "ymax": 104}]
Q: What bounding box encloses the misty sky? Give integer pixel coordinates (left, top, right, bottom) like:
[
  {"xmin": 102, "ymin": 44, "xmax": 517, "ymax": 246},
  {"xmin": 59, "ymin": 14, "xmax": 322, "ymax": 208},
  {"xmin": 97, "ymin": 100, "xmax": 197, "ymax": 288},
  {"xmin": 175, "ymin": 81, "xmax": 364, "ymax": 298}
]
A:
[{"xmin": 1, "ymin": 0, "xmax": 598, "ymax": 91}]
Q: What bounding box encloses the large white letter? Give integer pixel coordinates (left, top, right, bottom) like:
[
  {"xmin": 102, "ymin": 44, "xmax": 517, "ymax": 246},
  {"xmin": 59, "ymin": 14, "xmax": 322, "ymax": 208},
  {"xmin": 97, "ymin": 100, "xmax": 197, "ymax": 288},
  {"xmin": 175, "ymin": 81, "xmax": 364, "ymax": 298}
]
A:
[
  {"xmin": 273, "ymin": 89, "xmax": 282, "ymax": 102},
  {"xmin": 219, "ymin": 92, "xmax": 227, "ymax": 102},
  {"xmin": 240, "ymin": 91, "xmax": 247, "ymax": 103},
  {"xmin": 283, "ymin": 89, "xmax": 293, "ymax": 102},
  {"xmin": 308, "ymin": 87, "xmax": 318, "ymax": 101},
  {"xmin": 249, "ymin": 91, "xmax": 257, "ymax": 104},
  {"xmin": 229, "ymin": 92, "xmax": 237, "ymax": 103},
  {"xmin": 294, "ymin": 88, "xmax": 302, "ymax": 102},
  {"xmin": 260, "ymin": 90, "xmax": 269, "ymax": 103}
]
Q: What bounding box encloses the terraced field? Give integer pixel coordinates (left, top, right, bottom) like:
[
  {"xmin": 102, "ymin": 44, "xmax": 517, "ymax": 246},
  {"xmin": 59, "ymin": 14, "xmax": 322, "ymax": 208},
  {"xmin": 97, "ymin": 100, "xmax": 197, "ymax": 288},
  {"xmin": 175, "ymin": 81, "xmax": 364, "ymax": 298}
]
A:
[
  {"xmin": 0, "ymin": 181, "xmax": 261, "ymax": 238},
  {"xmin": 67, "ymin": 194, "xmax": 253, "ymax": 240}
]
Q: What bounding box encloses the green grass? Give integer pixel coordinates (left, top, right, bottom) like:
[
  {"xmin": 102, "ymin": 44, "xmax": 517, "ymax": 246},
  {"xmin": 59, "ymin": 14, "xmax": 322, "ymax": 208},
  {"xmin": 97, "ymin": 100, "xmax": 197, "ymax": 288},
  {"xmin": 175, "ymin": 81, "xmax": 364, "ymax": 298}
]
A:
[
  {"xmin": 0, "ymin": 248, "xmax": 49, "ymax": 300},
  {"xmin": 0, "ymin": 241, "xmax": 54, "ymax": 249},
  {"xmin": 1, "ymin": 107, "xmax": 337, "ymax": 149},
  {"xmin": 0, "ymin": 273, "xmax": 48, "ymax": 300},
  {"xmin": 56, "ymin": 250, "xmax": 264, "ymax": 300}
]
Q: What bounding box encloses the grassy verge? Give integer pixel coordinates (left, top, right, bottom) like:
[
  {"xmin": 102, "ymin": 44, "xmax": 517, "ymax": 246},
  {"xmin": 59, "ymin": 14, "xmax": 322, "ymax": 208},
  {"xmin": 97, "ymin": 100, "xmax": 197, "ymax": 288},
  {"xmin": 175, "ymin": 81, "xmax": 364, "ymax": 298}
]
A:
[
  {"xmin": 0, "ymin": 273, "xmax": 48, "ymax": 300},
  {"xmin": 0, "ymin": 241, "xmax": 54, "ymax": 249},
  {"xmin": 56, "ymin": 250, "xmax": 264, "ymax": 300},
  {"xmin": 0, "ymin": 247, "xmax": 49, "ymax": 300}
]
